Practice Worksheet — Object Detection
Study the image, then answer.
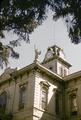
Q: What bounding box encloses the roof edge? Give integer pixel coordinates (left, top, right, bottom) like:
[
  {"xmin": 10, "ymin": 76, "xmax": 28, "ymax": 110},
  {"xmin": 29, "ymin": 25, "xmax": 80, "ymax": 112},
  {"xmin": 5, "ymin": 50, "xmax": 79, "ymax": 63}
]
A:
[{"xmin": 63, "ymin": 70, "xmax": 81, "ymax": 81}]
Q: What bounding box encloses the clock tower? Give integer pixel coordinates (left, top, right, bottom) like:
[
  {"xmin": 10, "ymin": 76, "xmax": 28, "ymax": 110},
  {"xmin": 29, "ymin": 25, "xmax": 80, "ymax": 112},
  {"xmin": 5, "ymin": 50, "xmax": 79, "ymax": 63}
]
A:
[{"xmin": 42, "ymin": 45, "xmax": 71, "ymax": 77}]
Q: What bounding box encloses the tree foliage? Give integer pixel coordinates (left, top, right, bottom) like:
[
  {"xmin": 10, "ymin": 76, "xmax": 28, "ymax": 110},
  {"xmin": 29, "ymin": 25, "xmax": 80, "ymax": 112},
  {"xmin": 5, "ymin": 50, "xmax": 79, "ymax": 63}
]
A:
[
  {"xmin": 0, "ymin": 0, "xmax": 81, "ymax": 67},
  {"xmin": 0, "ymin": 42, "xmax": 19, "ymax": 68},
  {"xmin": 0, "ymin": 0, "xmax": 51, "ymax": 40},
  {"xmin": 53, "ymin": 0, "xmax": 81, "ymax": 44},
  {"xmin": 0, "ymin": 0, "xmax": 50, "ymax": 67}
]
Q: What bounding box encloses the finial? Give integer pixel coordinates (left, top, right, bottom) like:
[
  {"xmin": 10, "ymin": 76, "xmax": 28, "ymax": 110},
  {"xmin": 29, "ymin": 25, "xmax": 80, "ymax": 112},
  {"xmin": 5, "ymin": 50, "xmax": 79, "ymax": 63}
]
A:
[{"xmin": 34, "ymin": 45, "xmax": 41, "ymax": 63}]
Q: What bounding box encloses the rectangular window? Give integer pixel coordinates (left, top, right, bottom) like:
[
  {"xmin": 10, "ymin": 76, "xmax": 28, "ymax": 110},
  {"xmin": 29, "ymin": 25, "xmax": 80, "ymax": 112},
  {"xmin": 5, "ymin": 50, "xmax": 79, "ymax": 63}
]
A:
[
  {"xmin": 41, "ymin": 87, "xmax": 48, "ymax": 110},
  {"xmin": 70, "ymin": 94, "xmax": 78, "ymax": 115},
  {"xmin": 19, "ymin": 85, "xmax": 26, "ymax": 109},
  {"xmin": 64, "ymin": 69, "xmax": 67, "ymax": 76},
  {"xmin": 59, "ymin": 67, "xmax": 63, "ymax": 77},
  {"xmin": 0, "ymin": 92, "xmax": 7, "ymax": 113}
]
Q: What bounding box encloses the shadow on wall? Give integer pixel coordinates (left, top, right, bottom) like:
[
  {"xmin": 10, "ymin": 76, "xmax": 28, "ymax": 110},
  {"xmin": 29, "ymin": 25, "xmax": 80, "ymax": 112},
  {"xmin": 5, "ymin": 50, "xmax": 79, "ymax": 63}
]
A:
[{"xmin": 37, "ymin": 83, "xmax": 64, "ymax": 120}]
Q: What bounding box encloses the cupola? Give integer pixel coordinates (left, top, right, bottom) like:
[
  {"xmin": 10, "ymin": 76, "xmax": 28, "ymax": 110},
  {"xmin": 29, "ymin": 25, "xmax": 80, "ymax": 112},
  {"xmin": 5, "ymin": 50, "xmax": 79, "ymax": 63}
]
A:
[{"xmin": 42, "ymin": 45, "xmax": 71, "ymax": 77}]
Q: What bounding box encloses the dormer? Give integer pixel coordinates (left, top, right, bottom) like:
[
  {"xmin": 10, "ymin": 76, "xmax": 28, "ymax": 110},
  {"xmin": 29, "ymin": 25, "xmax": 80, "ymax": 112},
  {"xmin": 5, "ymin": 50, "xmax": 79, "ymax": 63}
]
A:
[{"xmin": 42, "ymin": 45, "xmax": 71, "ymax": 77}]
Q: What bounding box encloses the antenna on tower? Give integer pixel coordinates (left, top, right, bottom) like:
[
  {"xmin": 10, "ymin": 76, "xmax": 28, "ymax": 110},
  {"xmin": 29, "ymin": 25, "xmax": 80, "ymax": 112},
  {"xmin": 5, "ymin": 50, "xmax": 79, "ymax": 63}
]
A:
[
  {"xmin": 53, "ymin": 20, "xmax": 57, "ymax": 45},
  {"xmin": 34, "ymin": 44, "xmax": 36, "ymax": 51}
]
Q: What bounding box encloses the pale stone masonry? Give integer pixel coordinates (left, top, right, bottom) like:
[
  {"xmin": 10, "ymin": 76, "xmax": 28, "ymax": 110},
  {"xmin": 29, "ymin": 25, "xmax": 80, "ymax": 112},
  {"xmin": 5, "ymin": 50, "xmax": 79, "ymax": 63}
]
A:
[{"xmin": 0, "ymin": 45, "xmax": 81, "ymax": 120}]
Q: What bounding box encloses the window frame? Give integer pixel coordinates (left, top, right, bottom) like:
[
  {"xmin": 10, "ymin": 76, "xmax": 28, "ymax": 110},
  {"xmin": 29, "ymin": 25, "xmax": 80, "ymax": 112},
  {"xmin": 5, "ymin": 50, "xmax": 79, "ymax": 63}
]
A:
[
  {"xmin": 67, "ymin": 88, "xmax": 78, "ymax": 116},
  {"xmin": 0, "ymin": 91, "xmax": 7, "ymax": 113},
  {"xmin": 40, "ymin": 81, "xmax": 50, "ymax": 110},
  {"xmin": 19, "ymin": 84, "xmax": 26, "ymax": 110},
  {"xmin": 70, "ymin": 93, "xmax": 78, "ymax": 116},
  {"xmin": 41, "ymin": 86, "xmax": 48, "ymax": 110},
  {"xmin": 59, "ymin": 67, "xmax": 63, "ymax": 77},
  {"xmin": 64, "ymin": 69, "xmax": 67, "ymax": 76}
]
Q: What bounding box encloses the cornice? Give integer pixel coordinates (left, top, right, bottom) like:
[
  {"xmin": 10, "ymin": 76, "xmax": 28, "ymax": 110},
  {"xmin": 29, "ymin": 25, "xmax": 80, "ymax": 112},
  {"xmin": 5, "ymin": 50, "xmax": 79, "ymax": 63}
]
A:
[
  {"xmin": 42, "ymin": 55, "xmax": 71, "ymax": 68},
  {"xmin": 63, "ymin": 70, "xmax": 81, "ymax": 81},
  {"xmin": 0, "ymin": 62, "xmax": 63, "ymax": 85},
  {"xmin": 38, "ymin": 63, "xmax": 62, "ymax": 79}
]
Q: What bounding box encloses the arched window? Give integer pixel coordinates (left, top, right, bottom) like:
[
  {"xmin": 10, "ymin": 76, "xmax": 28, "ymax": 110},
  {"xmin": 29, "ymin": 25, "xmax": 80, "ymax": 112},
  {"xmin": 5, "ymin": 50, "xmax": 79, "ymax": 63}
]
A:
[{"xmin": 0, "ymin": 92, "xmax": 7, "ymax": 113}]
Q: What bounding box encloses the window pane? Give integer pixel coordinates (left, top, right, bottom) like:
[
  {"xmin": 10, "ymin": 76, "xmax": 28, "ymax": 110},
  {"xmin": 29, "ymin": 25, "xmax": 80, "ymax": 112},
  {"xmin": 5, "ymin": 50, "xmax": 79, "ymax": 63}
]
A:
[
  {"xmin": 64, "ymin": 69, "xmax": 67, "ymax": 76},
  {"xmin": 42, "ymin": 101, "xmax": 46, "ymax": 110},
  {"xmin": 21, "ymin": 91, "xmax": 25, "ymax": 103},
  {"xmin": 41, "ymin": 87, "xmax": 48, "ymax": 110},
  {"xmin": 0, "ymin": 92, "xmax": 7, "ymax": 113},
  {"xmin": 70, "ymin": 95, "xmax": 78, "ymax": 115},
  {"xmin": 42, "ymin": 91, "xmax": 47, "ymax": 102},
  {"xmin": 59, "ymin": 67, "xmax": 63, "ymax": 76},
  {"xmin": 19, "ymin": 86, "xmax": 26, "ymax": 109}
]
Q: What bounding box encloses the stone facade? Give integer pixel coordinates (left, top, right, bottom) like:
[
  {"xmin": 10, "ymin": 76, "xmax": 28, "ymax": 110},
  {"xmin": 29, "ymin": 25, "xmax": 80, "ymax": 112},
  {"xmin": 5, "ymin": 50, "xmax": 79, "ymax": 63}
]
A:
[{"xmin": 0, "ymin": 45, "xmax": 81, "ymax": 120}]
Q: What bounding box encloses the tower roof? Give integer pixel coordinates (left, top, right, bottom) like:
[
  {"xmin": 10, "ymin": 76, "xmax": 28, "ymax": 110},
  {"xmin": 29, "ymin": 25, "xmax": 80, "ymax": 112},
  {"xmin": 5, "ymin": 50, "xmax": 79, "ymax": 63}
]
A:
[{"xmin": 42, "ymin": 45, "xmax": 72, "ymax": 68}]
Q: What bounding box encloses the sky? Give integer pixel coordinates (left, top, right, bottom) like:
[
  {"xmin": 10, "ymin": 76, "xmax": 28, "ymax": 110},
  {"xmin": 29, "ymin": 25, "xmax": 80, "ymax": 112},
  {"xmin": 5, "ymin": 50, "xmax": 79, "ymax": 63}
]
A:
[{"xmin": 0, "ymin": 12, "xmax": 81, "ymax": 74}]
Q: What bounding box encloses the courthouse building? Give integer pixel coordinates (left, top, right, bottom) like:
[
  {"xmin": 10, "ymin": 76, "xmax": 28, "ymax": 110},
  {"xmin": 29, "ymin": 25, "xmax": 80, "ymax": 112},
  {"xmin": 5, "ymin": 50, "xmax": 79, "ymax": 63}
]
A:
[{"xmin": 0, "ymin": 45, "xmax": 81, "ymax": 120}]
